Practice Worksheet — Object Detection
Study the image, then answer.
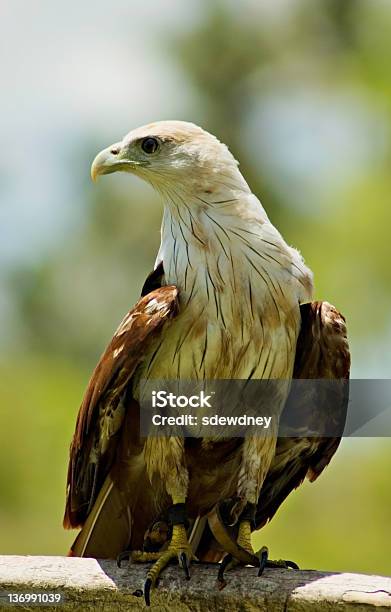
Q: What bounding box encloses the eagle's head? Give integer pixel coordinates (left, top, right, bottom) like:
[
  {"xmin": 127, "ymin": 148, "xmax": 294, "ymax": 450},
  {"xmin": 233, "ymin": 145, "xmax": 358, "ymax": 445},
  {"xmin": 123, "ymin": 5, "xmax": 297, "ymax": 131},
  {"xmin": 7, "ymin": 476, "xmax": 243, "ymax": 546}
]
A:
[{"xmin": 91, "ymin": 120, "xmax": 246, "ymax": 196}]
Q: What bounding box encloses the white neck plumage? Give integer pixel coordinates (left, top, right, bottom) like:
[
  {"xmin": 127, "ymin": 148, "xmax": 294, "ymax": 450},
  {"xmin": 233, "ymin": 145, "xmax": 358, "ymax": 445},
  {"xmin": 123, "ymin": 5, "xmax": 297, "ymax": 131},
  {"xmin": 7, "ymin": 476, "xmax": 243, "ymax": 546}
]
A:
[
  {"xmin": 154, "ymin": 177, "xmax": 292, "ymax": 340},
  {"xmin": 154, "ymin": 169, "xmax": 312, "ymax": 326}
]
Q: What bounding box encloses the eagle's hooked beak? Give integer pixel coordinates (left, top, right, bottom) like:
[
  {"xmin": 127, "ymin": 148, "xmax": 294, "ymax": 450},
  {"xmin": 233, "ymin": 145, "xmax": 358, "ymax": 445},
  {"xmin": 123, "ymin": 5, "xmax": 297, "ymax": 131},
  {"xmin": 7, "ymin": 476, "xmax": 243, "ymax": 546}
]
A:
[{"xmin": 91, "ymin": 143, "xmax": 146, "ymax": 182}]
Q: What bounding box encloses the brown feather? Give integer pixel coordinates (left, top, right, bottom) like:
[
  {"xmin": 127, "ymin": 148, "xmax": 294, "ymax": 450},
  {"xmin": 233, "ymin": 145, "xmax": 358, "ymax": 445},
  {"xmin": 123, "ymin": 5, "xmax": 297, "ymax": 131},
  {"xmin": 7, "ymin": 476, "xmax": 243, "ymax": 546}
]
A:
[
  {"xmin": 64, "ymin": 285, "xmax": 178, "ymax": 530},
  {"xmin": 254, "ymin": 301, "xmax": 350, "ymax": 529}
]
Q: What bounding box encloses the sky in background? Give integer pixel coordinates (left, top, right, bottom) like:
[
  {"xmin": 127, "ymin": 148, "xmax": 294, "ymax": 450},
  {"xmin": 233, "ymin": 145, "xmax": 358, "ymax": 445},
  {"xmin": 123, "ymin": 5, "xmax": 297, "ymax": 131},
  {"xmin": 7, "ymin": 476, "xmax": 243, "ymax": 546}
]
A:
[
  {"xmin": 1, "ymin": 0, "xmax": 386, "ymax": 263},
  {"xmin": 0, "ymin": 0, "xmax": 302, "ymax": 262},
  {"xmin": 0, "ymin": 0, "xmax": 196, "ymax": 266}
]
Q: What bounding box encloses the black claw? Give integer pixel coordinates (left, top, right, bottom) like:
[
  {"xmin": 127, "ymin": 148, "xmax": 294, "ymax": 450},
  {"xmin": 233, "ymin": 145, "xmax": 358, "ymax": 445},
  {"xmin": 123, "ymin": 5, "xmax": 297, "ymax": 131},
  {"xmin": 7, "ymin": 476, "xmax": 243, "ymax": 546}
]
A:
[
  {"xmin": 116, "ymin": 550, "xmax": 130, "ymax": 568},
  {"xmin": 285, "ymin": 560, "xmax": 299, "ymax": 570},
  {"xmin": 265, "ymin": 558, "xmax": 300, "ymax": 570},
  {"xmin": 217, "ymin": 553, "xmax": 233, "ymax": 585},
  {"xmin": 258, "ymin": 547, "xmax": 268, "ymax": 576},
  {"xmin": 144, "ymin": 577, "xmax": 152, "ymax": 607},
  {"xmin": 179, "ymin": 552, "xmax": 191, "ymax": 580}
]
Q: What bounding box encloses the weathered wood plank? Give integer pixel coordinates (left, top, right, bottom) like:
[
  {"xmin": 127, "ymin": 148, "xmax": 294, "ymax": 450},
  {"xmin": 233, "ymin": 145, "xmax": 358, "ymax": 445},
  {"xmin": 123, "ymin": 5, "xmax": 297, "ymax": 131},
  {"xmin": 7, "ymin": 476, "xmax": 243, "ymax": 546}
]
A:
[{"xmin": 0, "ymin": 556, "xmax": 390, "ymax": 611}]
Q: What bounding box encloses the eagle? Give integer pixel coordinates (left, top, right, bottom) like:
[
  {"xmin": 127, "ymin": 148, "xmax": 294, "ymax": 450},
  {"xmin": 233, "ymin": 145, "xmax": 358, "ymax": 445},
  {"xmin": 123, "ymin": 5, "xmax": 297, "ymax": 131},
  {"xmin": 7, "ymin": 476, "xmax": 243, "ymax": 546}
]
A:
[{"xmin": 64, "ymin": 121, "xmax": 350, "ymax": 605}]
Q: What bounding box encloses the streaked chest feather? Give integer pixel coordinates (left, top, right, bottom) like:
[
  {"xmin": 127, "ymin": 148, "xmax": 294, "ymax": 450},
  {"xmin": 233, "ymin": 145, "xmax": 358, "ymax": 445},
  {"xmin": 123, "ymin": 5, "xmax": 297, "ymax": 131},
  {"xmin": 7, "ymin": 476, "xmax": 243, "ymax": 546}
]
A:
[{"xmin": 139, "ymin": 205, "xmax": 311, "ymax": 381}]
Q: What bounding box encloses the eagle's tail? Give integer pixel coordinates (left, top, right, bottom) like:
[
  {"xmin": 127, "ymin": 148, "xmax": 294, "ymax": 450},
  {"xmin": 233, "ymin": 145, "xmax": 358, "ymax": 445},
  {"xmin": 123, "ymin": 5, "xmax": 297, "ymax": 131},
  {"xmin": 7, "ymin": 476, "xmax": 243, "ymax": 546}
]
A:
[{"xmin": 68, "ymin": 475, "xmax": 131, "ymax": 558}]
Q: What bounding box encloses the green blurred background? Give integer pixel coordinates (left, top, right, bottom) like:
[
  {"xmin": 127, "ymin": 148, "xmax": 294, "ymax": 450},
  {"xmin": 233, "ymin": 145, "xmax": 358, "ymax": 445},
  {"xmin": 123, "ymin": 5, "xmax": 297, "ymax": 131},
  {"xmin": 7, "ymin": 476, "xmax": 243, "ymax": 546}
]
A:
[{"xmin": 0, "ymin": 0, "xmax": 390, "ymax": 575}]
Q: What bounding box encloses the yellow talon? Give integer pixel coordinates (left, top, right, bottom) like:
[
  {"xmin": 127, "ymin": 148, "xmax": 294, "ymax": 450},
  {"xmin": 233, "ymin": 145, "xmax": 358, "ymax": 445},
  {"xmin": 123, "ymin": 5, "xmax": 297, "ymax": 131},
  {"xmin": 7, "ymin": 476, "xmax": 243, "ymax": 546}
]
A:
[
  {"xmin": 143, "ymin": 523, "xmax": 195, "ymax": 606},
  {"xmin": 220, "ymin": 519, "xmax": 256, "ymax": 575}
]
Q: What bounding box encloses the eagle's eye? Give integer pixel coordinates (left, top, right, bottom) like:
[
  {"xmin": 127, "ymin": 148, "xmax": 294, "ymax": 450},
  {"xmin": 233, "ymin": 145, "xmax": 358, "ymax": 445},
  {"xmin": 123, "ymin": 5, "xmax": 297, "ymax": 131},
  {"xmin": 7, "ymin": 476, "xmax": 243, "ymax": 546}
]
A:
[{"xmin": 141, "ymin": 137, "xmax": 159, "ymax": 155}]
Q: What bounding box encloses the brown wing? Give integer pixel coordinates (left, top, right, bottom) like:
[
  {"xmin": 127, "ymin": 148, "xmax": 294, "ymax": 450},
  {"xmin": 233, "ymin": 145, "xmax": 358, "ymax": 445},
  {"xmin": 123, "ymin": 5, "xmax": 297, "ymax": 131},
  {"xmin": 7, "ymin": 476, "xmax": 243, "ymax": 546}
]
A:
[
  {"xmin": 254, "ymin": 300, "xmax": 350, "ymax": 529},
  {"xmin": 63, "ymin": 283, "xmax": 178, "ymax": 530}
]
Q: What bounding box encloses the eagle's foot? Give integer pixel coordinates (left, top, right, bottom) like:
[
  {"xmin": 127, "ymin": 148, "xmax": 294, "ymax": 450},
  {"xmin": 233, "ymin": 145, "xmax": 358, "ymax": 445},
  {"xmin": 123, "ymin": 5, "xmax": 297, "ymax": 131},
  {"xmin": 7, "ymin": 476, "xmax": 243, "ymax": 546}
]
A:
[
  {"xmin": 217, "ymin": 519, "xmax": 262, "ymax": 588},
  {"xmin": 235, "ymin": 520, "xmax": 274, "ymax": 575},
  {"xmin": 216, "ymin": 517, "xmax": 299, "ymax": 588},
  {"xmin": 144, "ymin": 523, "xmax": 196, "ymax": 606}
]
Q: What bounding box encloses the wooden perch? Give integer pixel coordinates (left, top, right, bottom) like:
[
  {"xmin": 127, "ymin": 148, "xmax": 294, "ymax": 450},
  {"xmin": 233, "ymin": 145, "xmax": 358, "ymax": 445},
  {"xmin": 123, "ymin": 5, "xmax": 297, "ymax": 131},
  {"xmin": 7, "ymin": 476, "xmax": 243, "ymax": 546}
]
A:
[{"xmin": 0, "ymin": 556, "xmax": 390, "ymax": 611}]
